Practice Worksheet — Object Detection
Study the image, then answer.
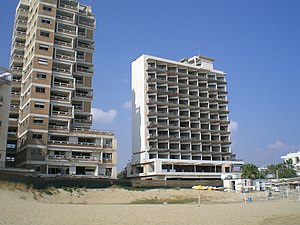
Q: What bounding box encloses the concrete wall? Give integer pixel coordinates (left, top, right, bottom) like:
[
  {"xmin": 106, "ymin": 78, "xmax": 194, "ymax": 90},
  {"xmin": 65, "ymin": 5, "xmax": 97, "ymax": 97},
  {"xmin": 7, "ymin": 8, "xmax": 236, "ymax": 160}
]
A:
[
  {"xmin": 131, "ymin": 55, "xmax": 147, "ymax": 163},
  {"xmin": 0, "ymin": 78, "xmax": 12, "ymax": 167}
]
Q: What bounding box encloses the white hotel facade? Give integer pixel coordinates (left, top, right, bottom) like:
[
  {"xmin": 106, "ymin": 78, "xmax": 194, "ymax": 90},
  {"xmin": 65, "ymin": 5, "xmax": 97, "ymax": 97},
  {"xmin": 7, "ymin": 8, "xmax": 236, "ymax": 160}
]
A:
[{"xmin": 128, "ymin": 54, "xmax": 243, "ymax": 180}]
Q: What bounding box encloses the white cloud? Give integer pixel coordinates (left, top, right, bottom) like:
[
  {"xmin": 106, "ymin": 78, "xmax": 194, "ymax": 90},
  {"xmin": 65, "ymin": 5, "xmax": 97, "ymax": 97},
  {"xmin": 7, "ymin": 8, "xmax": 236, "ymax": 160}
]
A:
[
  {"xmin": 91, "ymin": 108, "xmax": 117, "ymax": 124},
  {"xmin": 229, "ymin": 120, "xmax": 238, "ymax": 132},
  {"xmin": 268, "ymin": 140, "xmax": 286, "ymax": 149},
  {"xmin": 122, "ymin": 100, "xmax": 132, "ymax": 109}
]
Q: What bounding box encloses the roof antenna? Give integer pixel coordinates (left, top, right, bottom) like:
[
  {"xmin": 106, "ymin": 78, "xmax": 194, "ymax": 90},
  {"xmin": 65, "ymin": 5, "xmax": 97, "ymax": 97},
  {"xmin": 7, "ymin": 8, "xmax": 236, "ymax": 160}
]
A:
[{"xmin": 197, "ymin": 45, "xmax": 200, "ymax": 56}]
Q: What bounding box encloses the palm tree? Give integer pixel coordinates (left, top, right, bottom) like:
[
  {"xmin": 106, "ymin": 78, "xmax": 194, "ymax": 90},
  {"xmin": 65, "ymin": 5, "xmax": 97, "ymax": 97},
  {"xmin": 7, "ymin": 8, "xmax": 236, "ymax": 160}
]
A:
[{"xmin": 241, "ymin": 163, "xmax": 260, "ymax": 179}]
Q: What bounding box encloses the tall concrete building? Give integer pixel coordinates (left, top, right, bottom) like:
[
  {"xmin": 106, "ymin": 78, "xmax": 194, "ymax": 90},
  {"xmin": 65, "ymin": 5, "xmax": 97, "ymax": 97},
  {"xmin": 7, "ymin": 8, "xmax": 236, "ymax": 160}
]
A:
[
  {"xmin": 7, "ymin": 0, "xmax": 117, "ymax": 178},
  {"xmin": 128, "ymin": 54, "xmax": 243, "ymax": 180},
  {"xmin": 0, "ymin": 72, "xmax": 12, "ymax": 168}
]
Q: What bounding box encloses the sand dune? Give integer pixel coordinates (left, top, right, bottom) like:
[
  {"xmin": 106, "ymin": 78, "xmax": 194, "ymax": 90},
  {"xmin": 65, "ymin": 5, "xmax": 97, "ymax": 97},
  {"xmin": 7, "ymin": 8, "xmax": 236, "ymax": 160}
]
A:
[{"xmin": 0, "ymin": 188, "xmax": 299, "ymax": 225}]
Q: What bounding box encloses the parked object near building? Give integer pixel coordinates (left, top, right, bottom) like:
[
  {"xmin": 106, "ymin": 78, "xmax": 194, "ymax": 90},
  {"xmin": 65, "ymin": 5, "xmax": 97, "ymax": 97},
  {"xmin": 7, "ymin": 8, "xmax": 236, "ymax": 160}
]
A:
[
  {"xmin": 128, "ymin": 54, "xmax": 243, "ymax": 180},
  {"xmin": 6, "ymin": 0, "xmax": 117, "ymax": 178}
]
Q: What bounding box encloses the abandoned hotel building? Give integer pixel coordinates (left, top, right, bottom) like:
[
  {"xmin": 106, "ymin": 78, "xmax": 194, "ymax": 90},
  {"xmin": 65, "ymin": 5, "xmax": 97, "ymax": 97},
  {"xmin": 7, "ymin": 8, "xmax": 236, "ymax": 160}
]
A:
[
  {"xmin": 128, "ymin": 55, "xmax": 244, "ymax": 180},
  {"xmin": 6, "ymin": 0, "xmax": 117, "ymax": 178}
]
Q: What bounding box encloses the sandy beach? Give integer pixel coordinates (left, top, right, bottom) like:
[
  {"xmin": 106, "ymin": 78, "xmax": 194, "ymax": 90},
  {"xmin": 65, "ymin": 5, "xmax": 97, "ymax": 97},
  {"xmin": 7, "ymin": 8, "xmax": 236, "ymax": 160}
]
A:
[{"xmin": 0, "ymin": 187, "xmax": 300, "ymax": 225}]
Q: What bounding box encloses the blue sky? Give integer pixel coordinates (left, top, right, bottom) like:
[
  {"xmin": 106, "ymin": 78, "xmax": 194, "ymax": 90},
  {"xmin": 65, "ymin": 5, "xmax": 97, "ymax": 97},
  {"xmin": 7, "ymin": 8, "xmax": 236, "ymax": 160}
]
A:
[{"xmin": 1, "ymin": 0, "xmax": 300, "ymax": 171}]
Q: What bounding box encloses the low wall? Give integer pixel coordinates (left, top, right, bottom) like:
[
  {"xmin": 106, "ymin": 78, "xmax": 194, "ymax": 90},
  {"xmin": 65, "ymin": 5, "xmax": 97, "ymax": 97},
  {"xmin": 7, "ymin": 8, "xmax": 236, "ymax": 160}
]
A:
[
  {"xmin": 0, "ymin": 169, "xmax": 222, "ymax": 189},
  {"xmin": 131, "ymin": 179, "xmax": 223, "ymax": 188},
  {"xmin": 0, "ymin": 169, "xmax": 130, "ymax": 189}
]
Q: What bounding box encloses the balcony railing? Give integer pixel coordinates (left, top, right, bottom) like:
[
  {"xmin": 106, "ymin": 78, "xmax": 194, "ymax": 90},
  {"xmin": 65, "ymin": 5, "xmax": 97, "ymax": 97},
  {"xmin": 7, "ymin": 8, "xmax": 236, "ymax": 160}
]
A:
[
  {"xmin": 52, "ymin": 110, "xmax": 72, "ymax": 116},
  {"xmin": 75, "ymin": 93, "xmax": 92, "ymax": 98},
  {"xmin": 57, "ymin": 15, "xmax": 74, "ymax": 22},
  {"xmin": 53, "ymin": 81, "xmax": 73, "ymax": 88},
  {"xmin": 77, "ymin": 42, "xmax": 94, "ymax": 49},
  {"xmin": 49, "ymin": 125, "xmax": 69, "ymax": 130},
  {"xmin": 103, "ymin": 144, "xmax": 113, "ymax": 148},
  {"xmin": 52, "ymin": 67, "xmax": 71, "ymax": 74},
  {"xmin": 78, "ymin": 20, "xmax": 94, "ymax": 27},
  {"xmin": 46, "ymin": 155, "xmax": 101, "ymax": 162},
  {"xmin": 74, "ymin": 119, "xmax": 92, "ymax": 123},
  {"xmin": 55, "ymin": 54, "xmax": 75, "ymax": 61},
  {"xmin": 76, "ymin": 67, "xmax": 93, "ymax": 73},
  {"xmin": 59, "ymin": 3, "xmax": 78, "ymax": 11},
  {"xmin": 57, "ymin": 28, "xmax": 76, "ymax": 35},
  {"xmin": 50, "ymin": 96, "xmax": 69, "ymax": 101},
  {"xmin": 54, "ymin": 40, "xmax": 72, "ymax": 48}
]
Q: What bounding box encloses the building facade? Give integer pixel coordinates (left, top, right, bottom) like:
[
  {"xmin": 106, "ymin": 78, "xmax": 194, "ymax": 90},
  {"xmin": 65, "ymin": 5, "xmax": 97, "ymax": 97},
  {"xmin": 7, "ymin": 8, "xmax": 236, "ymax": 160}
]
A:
[
  {"xmin": 0, "ymin": 72, "xmax": 12, "ymax": 168},
  {"xmin": 281, "ymin": 151, "xmax": 300, "ymax": 176},
  {"xmin": 128, "ymin": 54, "xmax": 243, "ymax": 180},
  {"xmin": 7, "ymin": 0, "xmax": 117, "ymax": 178}
]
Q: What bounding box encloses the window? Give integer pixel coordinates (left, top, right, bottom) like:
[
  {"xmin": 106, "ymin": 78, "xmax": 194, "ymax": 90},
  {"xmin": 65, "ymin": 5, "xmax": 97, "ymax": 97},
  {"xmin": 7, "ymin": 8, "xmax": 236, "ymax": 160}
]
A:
[
  {"xmin": 34, "ymin": 102, "xmax": 45, "ymax": 108},
  {"xmin": 36, "ymin": 87, "xmax": 46, "ymax": 93},
  {"xmin": 38, "ymin": 58, "xmax": 48, "ymax": 65},
  {"xmin": 6, "ymin": 144, "xmax": 16, "ymax": 149},
  {"xmin": 103, "ymin": 153, "xmax": 112, "ymax": 160},
  {"xmin": 43, "ymin": 5, "xmax": 52, "ymax": 12},
  {"xmin": 32, "ymin": 133, "xmax": 43, "ymax": 140},
  {"xmin": 39, "ymin": 44, "xmax": 49, "ymax": 51},
  {"xmin": 31, "ymin": 148, "xmax": 42, "ymax": 155},
  {"xmin": 36, "ymin": 72, "xmax": 47, "ymax": 79},
  {"xmin": 33, "ymin": 118, "xmax": 44, "ymax": 124},
  {"xmin": 40, "ymin": 30, "xmax": 50, "ymax": 37},
  {"xmin": 41, "ymin": 18, "xmax": 51, "ymax": 25}
]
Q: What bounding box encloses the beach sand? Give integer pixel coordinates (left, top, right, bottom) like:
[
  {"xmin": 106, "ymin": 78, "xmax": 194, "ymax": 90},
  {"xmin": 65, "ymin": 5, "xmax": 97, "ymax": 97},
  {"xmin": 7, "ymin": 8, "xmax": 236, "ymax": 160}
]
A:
[{"xmin": 0, "ymin": 187, "xmax": 299, "ymax": 225}]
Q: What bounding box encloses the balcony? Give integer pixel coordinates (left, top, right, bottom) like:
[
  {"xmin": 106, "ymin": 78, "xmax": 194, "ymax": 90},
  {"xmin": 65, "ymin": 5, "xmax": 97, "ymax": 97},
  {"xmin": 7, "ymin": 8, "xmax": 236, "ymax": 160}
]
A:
[
  {"xmin": 76, "ymin": 51, "xmax": 85, "ymax": 61},
  {"xmin": 74, "ymin": 116, "xmax": 92, "ymax": 125},
  {"xmin": 78, "ymin": 17, "xmax": 95, "ymax": 28},
  {"xmin": 15, "ymin": 30, "xmax": 26, "ymax": 39},
  {"xmin": 17, "ymin": 7, "xmax": 28, "ymax": 17},
  {"xmin": 50, "ymin": 90, "xmax": 71, "ymax": 102},
  {"xmin": 54, "ymin": 35, "xmax": 73, "ymax": 48},
  {"xmin": 56, "ymin": 10, "xmax": 74, "ymax": 24},
  {"xmin": 57, "ymin": 23, "xmax": 77, "ymax": 36},
  {"xmin": 51, "ymin": 105, "xmax": 73, "ymax": 117},
  {"xmin": 77, "ymin": 39, "xmax": 94, "ymax": 50},
  {"xmin": 73, "ymin": 101, "xmax": 83, "ymax": 111},
  {"xmin": 46, "ymin": 155, "xmax": 101, "ymax": 162},
  {"xmin": 52, "ymin": 76, "xmax": 74, "ymax": 89},
  {"xmin": 79, "ymin": 4, "xmax": 94, "ymax": 16},
  {"xmin": 74, "ymin": 76, "xmax": 84, "ymax": 86},
  {"xmin": 59, "ymin": 0, "xmax": 79, "ymax": 12},
  {"xmin": 75, "ymin": 89, "xmax": 93, "ymax": 99},
  {"xmin": 54, "ymin": 48, "xmax": 76, "ymax": 62},
  {"xmin": 76, "ymin": 64, "xmax": 93, "ymax": 74},
  {"xmin": 48, "ymin": 125, "xmax": 69, "ymax": 132},
  {"xmin": 16, "ymin": 19, "xmax": 27, "ymax": 28},
  {"xmin": 11, "ymin": 91, "xmax": 21, "ymax": 99},
  {"xmin": 10, "ymin": 104, "xmax": 19, "ymax": 112},
  {"xmin": 13, "ymin": 42, "xmax": 25, "ymax": 51},
  {"xmin": 12, "ymin": 54, "xmax": 23, "ymax": 63},
  {"xmin": 52, "ymin": 62, "xmax": 72, "ymax": 75}
]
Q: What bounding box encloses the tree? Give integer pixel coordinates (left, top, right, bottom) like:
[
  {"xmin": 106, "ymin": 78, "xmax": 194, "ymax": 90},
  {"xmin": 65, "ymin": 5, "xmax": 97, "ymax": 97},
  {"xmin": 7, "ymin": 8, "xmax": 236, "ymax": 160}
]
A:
[
  {"xmin": 117, "ymin": 167, "xmax": 128, "ymax": 180},
  {"xmin": 241, "ymin": 163, "xmax": 260, "ymax": 179},
  {"xmin": 266, "ymin": 160, "xmax": 297, "ymax": 178}
]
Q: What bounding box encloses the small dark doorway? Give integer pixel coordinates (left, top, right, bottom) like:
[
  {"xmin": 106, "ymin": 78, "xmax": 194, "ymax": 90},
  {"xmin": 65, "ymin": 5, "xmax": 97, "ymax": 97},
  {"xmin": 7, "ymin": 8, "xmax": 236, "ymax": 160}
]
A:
[{"xmin": 76, "ymin": 166, "xmax": 85, "ymax": 175}]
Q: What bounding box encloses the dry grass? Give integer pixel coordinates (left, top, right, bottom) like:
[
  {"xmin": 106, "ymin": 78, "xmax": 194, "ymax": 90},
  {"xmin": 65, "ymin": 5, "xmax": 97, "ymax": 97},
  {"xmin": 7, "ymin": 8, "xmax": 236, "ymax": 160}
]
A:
[{"xmin": 0, "ymin": 181, "xmax": 31, "ymax": 191}]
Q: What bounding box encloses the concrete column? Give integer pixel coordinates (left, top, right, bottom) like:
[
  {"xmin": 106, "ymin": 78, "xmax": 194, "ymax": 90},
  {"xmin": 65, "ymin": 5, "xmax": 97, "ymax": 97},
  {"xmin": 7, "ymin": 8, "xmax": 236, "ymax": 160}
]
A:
[{"xmin": 95, "ymin": 166, "xmax": 99, "ymax": 176}]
